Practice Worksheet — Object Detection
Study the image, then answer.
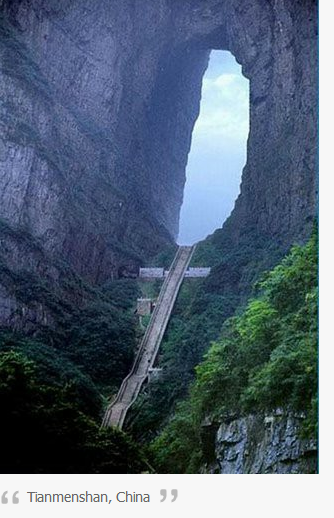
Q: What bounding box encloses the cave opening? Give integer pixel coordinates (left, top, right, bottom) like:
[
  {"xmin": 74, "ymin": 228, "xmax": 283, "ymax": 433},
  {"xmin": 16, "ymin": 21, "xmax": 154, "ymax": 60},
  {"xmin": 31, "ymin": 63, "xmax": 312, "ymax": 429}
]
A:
[{"xmin": 177, "ymin": 50, "xmax": 249, "ymax": 245}]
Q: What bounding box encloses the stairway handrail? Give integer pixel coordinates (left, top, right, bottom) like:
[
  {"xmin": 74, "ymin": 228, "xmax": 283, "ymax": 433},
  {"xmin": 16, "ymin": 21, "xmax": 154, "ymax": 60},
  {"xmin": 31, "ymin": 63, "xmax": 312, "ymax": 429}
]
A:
[{"xmin": 102, "ymin": 245, "xmax": 195, "ymax": 427}]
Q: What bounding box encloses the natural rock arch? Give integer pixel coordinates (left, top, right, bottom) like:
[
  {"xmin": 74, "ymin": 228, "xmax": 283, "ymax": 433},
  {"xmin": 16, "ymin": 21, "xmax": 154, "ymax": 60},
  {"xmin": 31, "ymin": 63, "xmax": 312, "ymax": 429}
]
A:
[
  {"xmin": 144, "ymin": 0, "xmax": 317, "ymax": 246},
  {"xmin": 0, "ymin": 0, "xmax": 317, "ymax": 282}
]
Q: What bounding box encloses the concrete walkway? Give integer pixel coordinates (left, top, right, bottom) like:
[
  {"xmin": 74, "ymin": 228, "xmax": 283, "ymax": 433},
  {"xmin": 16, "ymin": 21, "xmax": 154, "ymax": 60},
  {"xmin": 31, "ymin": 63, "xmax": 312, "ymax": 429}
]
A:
[{"xmin": 102, "ymin": 245, "xmax": 195, "ymax": 429}]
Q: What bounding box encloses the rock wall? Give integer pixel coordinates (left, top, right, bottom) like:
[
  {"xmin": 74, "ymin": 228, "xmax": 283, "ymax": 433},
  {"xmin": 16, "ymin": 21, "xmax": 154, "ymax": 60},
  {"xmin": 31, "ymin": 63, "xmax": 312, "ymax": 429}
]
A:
[
  {"xmin": 0, "ymin": 0, "xmax": 317, "ymax": 317},
  {"xmin": 203, "ymin": 412, "xmax": 317, "ymax": 474},
  {"xmin": 0, "ymin": 0, "xmax": 318, "ymax": 473}
]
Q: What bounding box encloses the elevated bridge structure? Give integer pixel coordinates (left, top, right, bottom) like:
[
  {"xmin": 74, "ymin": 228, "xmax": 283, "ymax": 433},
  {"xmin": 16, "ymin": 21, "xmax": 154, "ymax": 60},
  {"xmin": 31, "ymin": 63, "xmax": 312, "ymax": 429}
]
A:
[
  {"xmin": 102, "ymin": 245, "xmax": 195, "ymax": 429},
  {"xmin": 139, "ymin": 266, "xmax": 211, "ymax": 279}
]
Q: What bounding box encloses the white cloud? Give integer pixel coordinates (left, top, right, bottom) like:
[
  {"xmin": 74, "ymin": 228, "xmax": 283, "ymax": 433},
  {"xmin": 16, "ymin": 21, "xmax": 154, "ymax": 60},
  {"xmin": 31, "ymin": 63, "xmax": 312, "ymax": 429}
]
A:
[
  {"xmin": 203, "ymin": 73, "xmax": 236, "ymax": 90},
  {"xmin": 193, "ymin": 71, "xmax": 249, "ymax": 142},
  {"xmin": 178, "ymin": 50, "xmax": 249, "ymax": 244}
]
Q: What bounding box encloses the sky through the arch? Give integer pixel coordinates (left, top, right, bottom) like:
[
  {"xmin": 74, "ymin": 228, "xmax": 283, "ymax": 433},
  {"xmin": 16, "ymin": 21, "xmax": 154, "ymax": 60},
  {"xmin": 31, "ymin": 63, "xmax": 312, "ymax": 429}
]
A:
[{"xmin": 177, "ymin": 50, "xmax": 249, "ymax": 245}]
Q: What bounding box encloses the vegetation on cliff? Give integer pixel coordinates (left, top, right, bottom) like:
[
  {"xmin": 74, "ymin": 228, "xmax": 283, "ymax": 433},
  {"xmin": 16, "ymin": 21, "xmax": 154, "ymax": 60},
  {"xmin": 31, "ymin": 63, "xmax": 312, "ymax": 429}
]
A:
[
  {"xmin": 0, "ymin": 220, "xmax": 148, "ymax": 472},
  {"xmin": 150, "ymin": 231, "xmax": 318, "ymax": 473},
  {"xmin": 0, "ymin": 350, "xmax": 147, "ymax": 473},
  {"xmin": 126, "ymin": 226, "xmax": 284, "ymax": 440},
  {"xmin": 0, "ymin": 215, "xmax": 317, "ymax": 474}
]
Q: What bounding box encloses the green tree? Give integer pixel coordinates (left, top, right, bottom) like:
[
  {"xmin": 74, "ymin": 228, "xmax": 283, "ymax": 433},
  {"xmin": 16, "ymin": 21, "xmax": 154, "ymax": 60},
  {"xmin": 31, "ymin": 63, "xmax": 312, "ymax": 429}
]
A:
[{"xmin": 150, "ymin": 231, "xmax": 318, "ymax": 473}]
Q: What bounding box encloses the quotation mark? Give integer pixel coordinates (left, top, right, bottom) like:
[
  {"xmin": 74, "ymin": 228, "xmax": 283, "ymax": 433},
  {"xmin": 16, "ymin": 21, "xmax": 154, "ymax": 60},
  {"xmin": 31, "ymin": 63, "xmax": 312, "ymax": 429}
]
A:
[
  {"xmin": 1, "ymin": 491, "xmax": 20, "ymax": 504},
  {"xmin": 160, "ymin": 489, "xmax": 178, "ymax": 502}
]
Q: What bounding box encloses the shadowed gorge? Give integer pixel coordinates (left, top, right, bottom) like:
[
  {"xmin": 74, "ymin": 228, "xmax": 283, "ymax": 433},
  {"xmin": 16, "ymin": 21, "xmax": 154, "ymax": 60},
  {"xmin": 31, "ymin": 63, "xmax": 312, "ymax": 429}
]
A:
[{"xmin": 0, "ymin": 0, "xmax": 317, "ymax": 474}]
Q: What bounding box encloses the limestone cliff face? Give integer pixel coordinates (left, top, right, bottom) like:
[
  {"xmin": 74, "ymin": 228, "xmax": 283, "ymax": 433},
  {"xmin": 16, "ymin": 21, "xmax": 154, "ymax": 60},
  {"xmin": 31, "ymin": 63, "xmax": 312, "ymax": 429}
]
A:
[
  {"xmin": 202, "ymin": 412, "xmax": 317, "ymax": 474},
  {"xmin": 0, "ymin": 1, "xmax": 317, "ymax": 317}
]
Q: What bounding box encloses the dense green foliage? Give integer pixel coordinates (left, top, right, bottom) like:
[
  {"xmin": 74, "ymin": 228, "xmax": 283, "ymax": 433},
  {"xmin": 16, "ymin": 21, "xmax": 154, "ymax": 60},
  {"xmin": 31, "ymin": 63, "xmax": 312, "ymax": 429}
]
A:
[
  {"xmin": 148, "ymin": 244, "xmax": 178, "ymax": 269},
  {"xmin": 0, "ymin": 350, "xmax": 147, "ymax": 473},
  {"xmin": 58, "ymin": 283, "xmax": 139, "ymax": 392},
  {"xmin": 127, "ymin": 227, "xmax": 285, "ymax": 440},
  {"xmin": 150, "ymin": 233, "xmax": 318, "ymax": 473},
  {"xmin": 0, "ymin": 230, "xmax": 140, "ymax": 393},
  {"xmin": 0, "ymin": 278, "xmax": 143, "ymax": 473},
  {"xmin": 0, "ymin": 332, "xmax": 101, "ymax": 416},
  {"xmin": 0, "ymin": 216, "xmax": 145, "ymax": 472},
  {"xmin": 0, "ymin": 203, "xmax": 317, "ymax": 474}
]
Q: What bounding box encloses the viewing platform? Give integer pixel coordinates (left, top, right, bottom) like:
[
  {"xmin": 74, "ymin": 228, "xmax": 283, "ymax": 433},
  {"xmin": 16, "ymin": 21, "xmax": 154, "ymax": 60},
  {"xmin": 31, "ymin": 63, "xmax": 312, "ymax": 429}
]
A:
[{"xmin": 139, "ymin": 266, "xmax": 211, "ymax": 279}]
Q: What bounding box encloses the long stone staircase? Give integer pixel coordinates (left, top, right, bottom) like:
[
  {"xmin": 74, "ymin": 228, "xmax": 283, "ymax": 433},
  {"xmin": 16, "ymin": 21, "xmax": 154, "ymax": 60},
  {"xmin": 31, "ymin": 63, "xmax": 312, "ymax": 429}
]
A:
[{"xmin": 102, "ymin": 245, "xmax": 195, "ymax": 429}]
